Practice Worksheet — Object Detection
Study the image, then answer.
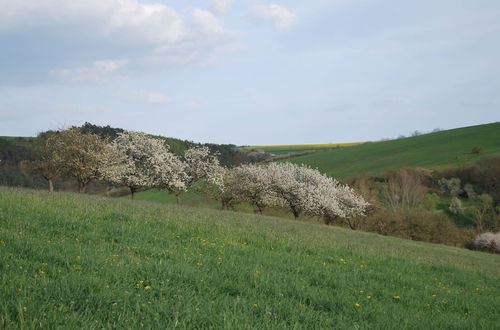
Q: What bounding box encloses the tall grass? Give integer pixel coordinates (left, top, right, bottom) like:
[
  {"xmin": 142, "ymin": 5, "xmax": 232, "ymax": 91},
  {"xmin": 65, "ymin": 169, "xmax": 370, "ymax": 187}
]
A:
[{"xmin": 1, "ymin": 187, "xmax": 499, "ymax": 328}]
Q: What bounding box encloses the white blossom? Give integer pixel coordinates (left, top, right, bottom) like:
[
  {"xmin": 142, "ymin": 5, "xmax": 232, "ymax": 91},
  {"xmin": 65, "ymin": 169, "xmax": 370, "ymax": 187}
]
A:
[{"xmin": 101, "ymin": 131, "xmax": 185, "ymax": 198}]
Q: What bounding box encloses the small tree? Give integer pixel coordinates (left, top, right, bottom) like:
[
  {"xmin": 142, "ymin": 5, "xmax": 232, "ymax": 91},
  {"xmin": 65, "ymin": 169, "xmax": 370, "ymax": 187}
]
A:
[
  {"xmin": 101, "ymin": 131, "xmax": 185, "ymax": 199},
  {"xmin": 448, "ymin": 197, "xmax": 464, "ymax": 215},
  {"xmin": 21, "ymin": 132, "xmax": 62, "ymax": 191}
]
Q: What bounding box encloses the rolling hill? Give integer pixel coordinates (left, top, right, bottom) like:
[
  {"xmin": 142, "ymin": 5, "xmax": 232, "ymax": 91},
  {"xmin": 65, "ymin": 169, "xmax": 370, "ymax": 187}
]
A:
[
  {"xmin": 280, "ymin": 122, "xmax": 500, "ymax": 178},
  {"xmin": 0, "ymin": 187, "xmax": 498, "ymax": 328}
]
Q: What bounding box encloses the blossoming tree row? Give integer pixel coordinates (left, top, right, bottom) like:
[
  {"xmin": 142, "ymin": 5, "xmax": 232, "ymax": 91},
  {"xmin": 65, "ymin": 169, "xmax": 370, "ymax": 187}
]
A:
[{"xmin": 25, "ymin": 128, "xmax": 368, "ymax": 223}]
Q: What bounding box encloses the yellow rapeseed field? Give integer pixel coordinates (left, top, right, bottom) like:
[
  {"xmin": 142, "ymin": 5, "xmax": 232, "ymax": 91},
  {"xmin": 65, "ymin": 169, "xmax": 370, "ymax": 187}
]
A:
[{"xmin": 243, "ymin": 142, "xmax": 364, "ymax": 150}]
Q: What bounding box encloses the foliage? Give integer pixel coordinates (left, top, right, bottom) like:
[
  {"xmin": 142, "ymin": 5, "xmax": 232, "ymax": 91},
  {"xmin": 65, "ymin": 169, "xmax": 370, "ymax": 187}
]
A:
[
  {"xmin": 473, "ymin": 232, "xmax": 500, "ymax": 253},
  {"xmin": 448, "ymin": 197, "xmax": 464, "ymax": 215},
  {"xmin": 438, "ymin": 178, "xmax": 462, "ymax": 197},
  {"xmin": 441, "ymin": 156, "xmax": 500, "ymax": 205},
  {"xmin": 364, "ymin": 209, "xmax": 467, "ymax": 246},
  {"xmin": 473, "ymin": 194, "xmax": 500, "ymax": 232}
]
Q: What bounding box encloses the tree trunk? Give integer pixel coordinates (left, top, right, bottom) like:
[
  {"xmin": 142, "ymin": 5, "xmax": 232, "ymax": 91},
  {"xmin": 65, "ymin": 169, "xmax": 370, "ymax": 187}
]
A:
[
  {"xmin": 176, "ymin": 191, "xmax": 184, "ymax": 205},
  {"xmin": 222, "ymin": 202, "xmax": 229, "ymax": 211},
  {"xmin": 78, "ymin": 181, "xmax": 86, "ymax": 193},
  {"xmin": 130, "ymin": 187, "xmax": 136, "ymax": 200},
  {"xmin": 48, "ymin": 179, "xmax": 54, "ymax": 192}
]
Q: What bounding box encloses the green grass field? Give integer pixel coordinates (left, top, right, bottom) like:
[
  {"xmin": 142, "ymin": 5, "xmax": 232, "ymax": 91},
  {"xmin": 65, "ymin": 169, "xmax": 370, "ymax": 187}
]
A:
[
  {"xmin": 1, "ymin": 187, "xmax": 499, "ymax": 328},
  {"xmin": 280, "ymin": 122, "xmax": 500, "ymax": 178}
]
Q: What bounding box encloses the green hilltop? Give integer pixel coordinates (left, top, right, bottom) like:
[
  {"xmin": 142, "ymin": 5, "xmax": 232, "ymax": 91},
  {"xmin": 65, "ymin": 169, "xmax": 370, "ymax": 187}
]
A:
[
  {"xmin": 280, "ymin": 122, "xmax": 500, "ymax": 178},
  {"xmin": 0, "ymin": 187, "xmax": 499, "ymax": 328}
]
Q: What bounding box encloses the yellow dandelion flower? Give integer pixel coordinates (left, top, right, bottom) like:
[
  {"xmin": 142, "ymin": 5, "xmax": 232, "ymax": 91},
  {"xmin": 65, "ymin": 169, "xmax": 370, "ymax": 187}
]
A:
[
  {"xmin": 393, "ymin": 296, "xmax": 401, "ymax": 300},
  {"xmin": 75, "ymin": 256, "xmax": 81, "ymax": 260},
  {"xmin": 37, "ymin": 269, "xmax": 45, "ymax": 275},
  {"xmin": 255, "ymin": 270, "xmax": 262, "ymax": 275},
  {"xmin": 367, "ymin": 296, "xmax": 372, "ymax": 299},
  {"xmin": 354, "ymin": 303, "xmax": 361, "ymax": 308},
  {"xmin": 147, "ymin": 301, "xmax": 152, "ymax": 304},
  {"xmin": 359, "ymin": 290, "xmax": 364, "ymax": 293},
  {"xmin": 432, "ymin": 294, "xmax": 437, "ymax": 298},
  {"xmin": 144, "ymin": 285, "xmax": 152, "ymax": 290},
  {"xmin": 252, "ymin": 304, "xmax": 258, "ymax": 308}
]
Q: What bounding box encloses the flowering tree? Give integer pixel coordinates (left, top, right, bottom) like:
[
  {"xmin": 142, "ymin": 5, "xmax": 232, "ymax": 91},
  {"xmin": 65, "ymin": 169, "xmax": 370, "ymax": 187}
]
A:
[
  {"xmin": 202, "ymin": 167, "xmax": 245, "ymax": 210},
  {"xmin": 266, "ymin": 163, "xmax": 323, "ymax": 219},
  {"xmin": 304, "ymin": 175, "xmax": 369, "ymax": 226},
  {"xmin": 171, "ymin": 146, "xmax": 223, "ymax": 204},
  {"xmin": 52, "ymin": 128, "xmax": 110, "ymax": 193},
  {"xmin": 101, "ymin": 131, "xmax": 185, "ymax": 199},
  {"xmin": 234, "ymin": 164, "xmax": 284, "ymax": 214}
]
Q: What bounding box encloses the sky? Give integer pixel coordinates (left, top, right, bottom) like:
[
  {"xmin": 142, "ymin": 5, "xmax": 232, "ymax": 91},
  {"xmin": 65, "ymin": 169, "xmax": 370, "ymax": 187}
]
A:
[{"xmin": 0, "ymin": 0, "xmax": 499, "ymax": 145}]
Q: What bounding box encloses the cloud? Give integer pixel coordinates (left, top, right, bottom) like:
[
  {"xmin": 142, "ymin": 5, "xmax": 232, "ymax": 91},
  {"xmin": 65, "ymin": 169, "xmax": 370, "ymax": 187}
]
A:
[
  {"xmin": 50, "ymin": 60, "xmax": 127, "ymax": 84},
  {"xmin": 122, "ymin": 90, "xmax": 171, "ymax": 104},
  {"xmin": 252, "ymin": 4, "xmax": 296, "ymax": 31},
  {"xmin": 209, "ymin": 0, "xmax": 233, "ymax": 15},
  {"xmin": 0, "ymin": 0, "xmax": 233, "ymax": 85}
]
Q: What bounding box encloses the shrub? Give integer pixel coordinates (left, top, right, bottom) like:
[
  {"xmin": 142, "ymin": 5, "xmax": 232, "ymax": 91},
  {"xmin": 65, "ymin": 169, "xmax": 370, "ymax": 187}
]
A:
[
  {"xmin": 473, "ymin": 232, "xmax": 500, "ymax": 253},
  {"xmin": 449, "ymin": 197, "xmax": 464, "ymax": 215},
  {"xmin": 364, "ymin": 209, "xmax": 466, "ymax": 246},
  {"xmin": 471, "ymin": 146, "xmax": 484, "ymax": 154}
]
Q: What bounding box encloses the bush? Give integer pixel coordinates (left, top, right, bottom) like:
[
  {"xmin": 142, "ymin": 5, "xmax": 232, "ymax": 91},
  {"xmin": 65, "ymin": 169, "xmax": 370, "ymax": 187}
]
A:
[
  {"xmin": 473, "ymin": 232, "xmax": 500, "ymax": 253},
  {"xmin": 363, "ymin": 209, "xmax": 466, "ymax": 246},
  {"xmin": 448, "ymin": 197, "xmax": 464, "ymax": 215},
  {"xmin": 471, "ymin": 146, "xmax": 483, "ymax": 154}
]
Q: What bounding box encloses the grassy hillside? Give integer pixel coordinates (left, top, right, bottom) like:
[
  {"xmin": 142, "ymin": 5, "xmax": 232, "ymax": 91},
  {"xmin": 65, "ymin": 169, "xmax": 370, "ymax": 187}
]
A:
[
  {"xmin": 281, "ymin": 122, "xmax": 500, "ymax": 178},
  {"xmin": 1, "ymin": 187, "xmax": 499, "ymax": 328}
]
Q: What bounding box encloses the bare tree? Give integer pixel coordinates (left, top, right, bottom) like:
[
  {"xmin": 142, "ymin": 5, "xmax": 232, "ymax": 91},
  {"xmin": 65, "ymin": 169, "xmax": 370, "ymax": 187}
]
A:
[{"xmin": 383, "ymin": 169, "xmax": 426, "ymax": 211}]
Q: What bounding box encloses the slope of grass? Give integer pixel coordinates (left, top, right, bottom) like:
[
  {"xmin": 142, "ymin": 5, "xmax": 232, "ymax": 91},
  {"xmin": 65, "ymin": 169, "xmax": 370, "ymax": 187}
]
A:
[
  {"xmin": 1, "ymin": 187, "xmax": 499, "ymax": 328},
  {"xmin": 281, "ymin": 122, "xmax": 500, "ymax": 178}
]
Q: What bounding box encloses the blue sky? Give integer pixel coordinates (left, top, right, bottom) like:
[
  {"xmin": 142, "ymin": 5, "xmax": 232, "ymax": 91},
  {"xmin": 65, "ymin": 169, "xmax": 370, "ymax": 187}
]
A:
[{"xmin": 0, "ymin": 0, "xmax": 499, "ymax": 145}]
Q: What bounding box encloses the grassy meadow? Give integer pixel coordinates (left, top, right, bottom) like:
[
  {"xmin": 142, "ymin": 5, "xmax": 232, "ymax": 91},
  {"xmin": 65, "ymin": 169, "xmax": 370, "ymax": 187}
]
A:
[
  {"xmin": 1, "ymin": 187, "xmax": 499, "ymax": 328},
  {"xmin": 280, "ymin": 122, "xmax": 500, "ymax": 178}
]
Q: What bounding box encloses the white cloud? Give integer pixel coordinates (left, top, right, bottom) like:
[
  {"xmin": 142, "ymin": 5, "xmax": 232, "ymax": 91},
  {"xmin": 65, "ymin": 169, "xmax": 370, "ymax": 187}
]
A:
[
  {"xmin": 123, "ymin": 90, "xmax": 171, "ymax": 104},
  {"xmin": 209, "ymin": 0, "xmax": 233, "ymax": 15},
  {"xmin": 50, "ymin": 60, "xmax": 127, "ymax": 84},
  {"xmin": 0, "ymin": 0, "xmax": 233, "ymax": 85},
  {"xmin": 252, "ymin": 4, "xmax": 296, "ymax": 31},
  {"xmin": 192, "ymin": 9, "xmax": 226, "ymax": 35}
]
